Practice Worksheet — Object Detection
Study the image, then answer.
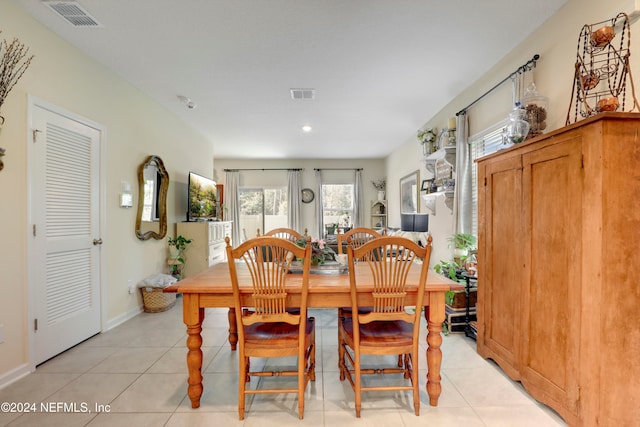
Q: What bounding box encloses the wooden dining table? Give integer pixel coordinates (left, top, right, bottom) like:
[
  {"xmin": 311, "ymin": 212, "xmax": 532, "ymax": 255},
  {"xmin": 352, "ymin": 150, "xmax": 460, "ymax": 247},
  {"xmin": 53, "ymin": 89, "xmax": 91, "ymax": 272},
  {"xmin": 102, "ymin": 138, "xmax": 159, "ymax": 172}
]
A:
[{"xmin": 165, "ymin": 261, "xmax": 460, "ymax": 409}]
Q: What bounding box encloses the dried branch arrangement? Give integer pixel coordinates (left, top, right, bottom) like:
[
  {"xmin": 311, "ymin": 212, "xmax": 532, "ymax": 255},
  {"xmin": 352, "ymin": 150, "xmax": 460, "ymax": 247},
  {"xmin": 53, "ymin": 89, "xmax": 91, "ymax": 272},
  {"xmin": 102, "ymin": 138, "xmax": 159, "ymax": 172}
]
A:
[{"xmin": 0, "ymin": 31, "xmax": 34, "ymax": 113}]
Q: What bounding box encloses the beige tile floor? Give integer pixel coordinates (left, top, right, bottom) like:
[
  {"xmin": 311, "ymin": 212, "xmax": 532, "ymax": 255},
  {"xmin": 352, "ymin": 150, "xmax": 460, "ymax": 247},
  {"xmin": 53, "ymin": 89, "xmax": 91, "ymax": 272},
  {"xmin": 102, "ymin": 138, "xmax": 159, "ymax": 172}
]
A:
[{"xmin": 0, "ymin": 299, "xmax": 567, "ymax": 426}]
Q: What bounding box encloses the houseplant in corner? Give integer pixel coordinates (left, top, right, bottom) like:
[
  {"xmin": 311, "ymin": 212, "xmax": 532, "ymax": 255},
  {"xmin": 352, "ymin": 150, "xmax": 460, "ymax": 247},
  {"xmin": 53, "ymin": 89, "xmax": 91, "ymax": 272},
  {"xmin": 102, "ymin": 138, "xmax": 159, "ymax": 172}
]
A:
[{"xmin": 168, "ymin": 235, "xmax": 192, "ymax": 279}]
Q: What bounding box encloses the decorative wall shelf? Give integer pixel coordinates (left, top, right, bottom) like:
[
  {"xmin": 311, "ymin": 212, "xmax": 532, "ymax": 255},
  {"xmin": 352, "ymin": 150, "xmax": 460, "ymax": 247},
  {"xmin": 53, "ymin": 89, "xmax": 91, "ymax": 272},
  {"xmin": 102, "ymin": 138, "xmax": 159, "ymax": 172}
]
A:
[
  {"xmin": 371, "ymin": 200, "xmax": 387, "ymax": 229},
  {"xmin": 424, "ymin": 145, "xmax": 456, "ymax": 174},
  {"xmin": 422, "ymin": 190, "xmax": 454, "ymax": 215}
]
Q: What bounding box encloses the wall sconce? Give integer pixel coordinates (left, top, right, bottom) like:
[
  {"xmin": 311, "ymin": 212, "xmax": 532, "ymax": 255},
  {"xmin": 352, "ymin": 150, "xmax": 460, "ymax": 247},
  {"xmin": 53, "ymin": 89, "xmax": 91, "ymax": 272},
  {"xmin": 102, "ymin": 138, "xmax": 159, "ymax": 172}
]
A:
[{"xmin": 120, "ymin": 181, "xmax": 133, "ymax": 208}]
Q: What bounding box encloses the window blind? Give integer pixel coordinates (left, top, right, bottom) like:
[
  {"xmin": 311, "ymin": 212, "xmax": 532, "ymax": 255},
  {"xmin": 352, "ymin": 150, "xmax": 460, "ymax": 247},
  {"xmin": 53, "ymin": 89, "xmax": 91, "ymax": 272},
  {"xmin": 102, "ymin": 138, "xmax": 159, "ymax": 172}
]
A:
[{"xmin": 469, "ymin": 120, "xmax": 508, "ymax": 236}]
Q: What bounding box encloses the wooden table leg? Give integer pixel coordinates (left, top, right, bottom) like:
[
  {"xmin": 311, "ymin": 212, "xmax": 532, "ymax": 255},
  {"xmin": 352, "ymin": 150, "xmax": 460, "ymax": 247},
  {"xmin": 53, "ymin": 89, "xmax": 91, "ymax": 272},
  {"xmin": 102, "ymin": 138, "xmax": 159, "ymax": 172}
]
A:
[
  {"xmin": 227, "ymin": 307, "xmax": 238, "ymax": 350},
  {"xmin": 425, "ymin": 290, "xmax": 445, "ymax": 406},
  {"xmin": 183, "ymin": 294, "xmax": 204, "ymax": 408}
]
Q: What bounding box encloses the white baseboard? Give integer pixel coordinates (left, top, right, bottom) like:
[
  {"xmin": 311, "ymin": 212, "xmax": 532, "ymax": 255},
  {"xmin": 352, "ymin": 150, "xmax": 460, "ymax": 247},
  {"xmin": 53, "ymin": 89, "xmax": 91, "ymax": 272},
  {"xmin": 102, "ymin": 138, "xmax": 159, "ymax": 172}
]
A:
[
  {"xmin": 104, "ymin": 305, "xmax": 143, "ymax": 332},
  {"xmin": 0, "ymin": 363, "xmax": 32, "ymax": 391}
]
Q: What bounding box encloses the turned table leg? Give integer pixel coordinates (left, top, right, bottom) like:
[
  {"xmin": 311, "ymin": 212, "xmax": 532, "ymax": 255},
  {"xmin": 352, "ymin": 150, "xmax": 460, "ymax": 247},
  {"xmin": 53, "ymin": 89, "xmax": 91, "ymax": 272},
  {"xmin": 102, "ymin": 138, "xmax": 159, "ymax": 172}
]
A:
[
  {"xmin": 227, "ymin": 307, "xmax": 238, "ymax": 350},
  {"xmin": 425, "ymin": 290, "xmax": 445, "ymax": 406},
  {"xmin": 183, "ymin": 294, "xmax": 204, "ymax": 408}
]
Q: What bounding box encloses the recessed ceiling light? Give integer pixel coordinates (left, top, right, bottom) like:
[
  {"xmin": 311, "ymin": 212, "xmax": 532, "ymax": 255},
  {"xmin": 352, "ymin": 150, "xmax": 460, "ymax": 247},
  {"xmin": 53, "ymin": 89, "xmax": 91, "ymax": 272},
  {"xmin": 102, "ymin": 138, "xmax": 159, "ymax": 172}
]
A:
[{"xmin": 302, "ymin": 125, "xmax": 312, "ymax": 132}]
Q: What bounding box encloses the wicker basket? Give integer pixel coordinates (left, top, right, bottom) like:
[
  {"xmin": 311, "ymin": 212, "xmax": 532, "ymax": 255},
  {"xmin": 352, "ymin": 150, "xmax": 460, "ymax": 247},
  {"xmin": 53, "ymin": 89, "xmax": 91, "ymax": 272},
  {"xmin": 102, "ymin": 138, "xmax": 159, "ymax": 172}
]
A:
[{"xmin": 140, "ymin": 286, "xmax": 176, "ymax": 313}]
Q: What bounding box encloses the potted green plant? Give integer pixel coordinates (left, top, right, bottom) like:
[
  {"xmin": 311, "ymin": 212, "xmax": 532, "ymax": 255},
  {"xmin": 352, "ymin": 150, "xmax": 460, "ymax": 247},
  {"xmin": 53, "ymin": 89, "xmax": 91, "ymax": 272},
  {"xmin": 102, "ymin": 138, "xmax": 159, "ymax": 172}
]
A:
[
  {"xmin": 434, "ymin": 259, "xmax": 461, "ymax": 281},
  {"xmin": 168, "ymin": 235, "xmax": 192, "ymax": 263},
  {"xmin": 168, "ymin": 235, "xmax": 192, "ymax": 280},
  {"xmin": 448, "ymin": 233, "xmax": 477, "ymax": 265}
]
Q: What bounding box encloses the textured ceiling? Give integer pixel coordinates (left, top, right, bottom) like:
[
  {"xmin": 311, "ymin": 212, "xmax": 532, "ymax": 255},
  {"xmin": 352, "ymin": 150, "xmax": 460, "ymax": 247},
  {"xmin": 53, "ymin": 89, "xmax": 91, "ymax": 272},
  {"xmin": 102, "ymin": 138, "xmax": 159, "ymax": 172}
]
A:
[{"xmin": 12, "ymin": 0, "xmax": 567, "ymax": 159}]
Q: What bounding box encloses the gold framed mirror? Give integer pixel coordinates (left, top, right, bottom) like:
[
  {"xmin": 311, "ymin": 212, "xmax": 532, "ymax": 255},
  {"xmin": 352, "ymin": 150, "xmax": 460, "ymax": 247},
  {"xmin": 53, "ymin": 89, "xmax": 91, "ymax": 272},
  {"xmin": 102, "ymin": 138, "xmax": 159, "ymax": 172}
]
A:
[{"xmin": 135, "ymin": 155, "xmax": 169, "ymax": 240}]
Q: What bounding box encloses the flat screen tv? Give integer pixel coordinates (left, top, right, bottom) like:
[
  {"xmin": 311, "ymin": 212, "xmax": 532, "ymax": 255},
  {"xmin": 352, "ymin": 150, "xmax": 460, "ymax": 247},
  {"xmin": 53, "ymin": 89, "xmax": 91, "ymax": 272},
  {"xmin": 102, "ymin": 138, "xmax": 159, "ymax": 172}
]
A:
[{"xmin": 188, "ymin": 172, "xmax": 218, "ymax": 221}]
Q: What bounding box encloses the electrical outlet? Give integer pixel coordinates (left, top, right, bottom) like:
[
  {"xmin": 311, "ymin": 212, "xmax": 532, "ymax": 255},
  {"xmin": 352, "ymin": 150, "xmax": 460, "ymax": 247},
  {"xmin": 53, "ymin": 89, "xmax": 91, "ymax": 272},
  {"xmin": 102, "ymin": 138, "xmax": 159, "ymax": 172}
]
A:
[
  {"xmin": 128, "ymin": 279, "xmax": 134, "ymax": 294},
  {"xmin": 0, "ymin": 324, "xmax": 5, "ymax": 344}
]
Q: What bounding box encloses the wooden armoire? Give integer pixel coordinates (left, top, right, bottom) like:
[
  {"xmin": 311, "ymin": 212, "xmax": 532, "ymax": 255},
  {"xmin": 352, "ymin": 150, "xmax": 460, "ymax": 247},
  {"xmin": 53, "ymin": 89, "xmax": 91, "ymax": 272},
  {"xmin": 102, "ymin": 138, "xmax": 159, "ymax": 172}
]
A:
[{"xmin": 476, "ymin": 113, "xmax": 639, "ymax": 426}]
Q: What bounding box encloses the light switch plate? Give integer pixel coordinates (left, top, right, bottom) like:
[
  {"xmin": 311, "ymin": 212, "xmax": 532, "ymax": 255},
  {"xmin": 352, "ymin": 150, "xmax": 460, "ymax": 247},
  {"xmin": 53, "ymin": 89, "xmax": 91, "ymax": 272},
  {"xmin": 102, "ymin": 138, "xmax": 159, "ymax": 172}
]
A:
[{"xmin": 120, "ymin": 193, "xmax": 133, "ymax": 208}]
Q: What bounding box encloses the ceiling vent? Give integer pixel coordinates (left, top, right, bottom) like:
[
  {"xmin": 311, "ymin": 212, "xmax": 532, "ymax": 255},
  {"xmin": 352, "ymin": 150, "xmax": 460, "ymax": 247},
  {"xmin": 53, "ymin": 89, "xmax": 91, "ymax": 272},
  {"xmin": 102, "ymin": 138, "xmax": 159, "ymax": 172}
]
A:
[
  {"xmin": 290, "ymin": 88, "xmax": 315, "ymax": 100},
  {"xmin": 44, "ymin": 1, "xmax": 103, "ymax": 27}
]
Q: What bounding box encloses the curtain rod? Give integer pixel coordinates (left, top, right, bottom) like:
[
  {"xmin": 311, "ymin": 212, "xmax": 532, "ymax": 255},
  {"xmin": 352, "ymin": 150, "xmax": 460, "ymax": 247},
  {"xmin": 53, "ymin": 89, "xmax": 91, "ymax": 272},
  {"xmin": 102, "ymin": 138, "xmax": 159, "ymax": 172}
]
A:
[
  {"xmin": 456, "ymin": 54, "xmax": 540, "ymax": 116},
  {"xmin": 314, "ymin": 168, "xmax": 363, "ymax": 171},
  {"xmin": 223, "ymin": 168, "xmax": 303, "ymax": 172}
]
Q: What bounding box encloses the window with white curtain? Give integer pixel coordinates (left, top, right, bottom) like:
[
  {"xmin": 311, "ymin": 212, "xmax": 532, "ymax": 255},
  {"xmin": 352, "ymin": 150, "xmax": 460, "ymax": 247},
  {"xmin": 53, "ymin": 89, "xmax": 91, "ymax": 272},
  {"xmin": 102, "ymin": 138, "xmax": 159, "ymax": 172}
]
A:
[
  {"xmin": 469, "ymin": 120, "xmax": 508, "ymax": 236},
  {"xmin": 322, "ymin": 184, "xmax": 354, "ymax": 228}
]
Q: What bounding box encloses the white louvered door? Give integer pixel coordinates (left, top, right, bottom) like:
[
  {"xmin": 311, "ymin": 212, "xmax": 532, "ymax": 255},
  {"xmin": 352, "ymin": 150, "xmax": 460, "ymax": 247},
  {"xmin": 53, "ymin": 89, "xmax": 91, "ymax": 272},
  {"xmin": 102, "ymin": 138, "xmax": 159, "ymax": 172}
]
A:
[{"xmin": 30, "ymin": 102, "xmax": 102, "ymax": 365}]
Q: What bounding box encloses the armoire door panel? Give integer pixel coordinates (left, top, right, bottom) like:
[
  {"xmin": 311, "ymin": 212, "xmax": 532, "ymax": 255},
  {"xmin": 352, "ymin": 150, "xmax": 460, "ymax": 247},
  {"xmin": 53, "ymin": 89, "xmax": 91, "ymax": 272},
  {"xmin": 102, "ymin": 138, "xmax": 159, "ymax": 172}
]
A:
[
  {"xmin": 477, "ymin": 154, "xmax": 522, "ymax": 377},
  {"xmin": 521, "ymin": 136, "xmax": 582, "ymax": 416}
]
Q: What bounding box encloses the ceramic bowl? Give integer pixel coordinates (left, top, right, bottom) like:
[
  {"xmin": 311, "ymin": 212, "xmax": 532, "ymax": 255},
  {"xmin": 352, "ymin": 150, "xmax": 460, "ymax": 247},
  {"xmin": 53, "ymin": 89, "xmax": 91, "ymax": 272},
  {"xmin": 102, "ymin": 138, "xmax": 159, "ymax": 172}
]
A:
[
  {"xmin": 590, "ymin": 26, "xmax": 615, "ymax": 47},
  {"xmin": 597, "ymin": 97, "xmax": 619, "ymax": 112}
]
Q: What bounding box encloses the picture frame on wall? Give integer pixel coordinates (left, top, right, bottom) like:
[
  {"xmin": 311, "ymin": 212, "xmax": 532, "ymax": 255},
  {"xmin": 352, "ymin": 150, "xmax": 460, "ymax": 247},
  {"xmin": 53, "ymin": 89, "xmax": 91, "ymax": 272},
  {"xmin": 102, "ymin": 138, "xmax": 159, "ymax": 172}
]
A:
[{"xmin": 400, "ymin": 170, "xmax": 420, "ymax": 214}]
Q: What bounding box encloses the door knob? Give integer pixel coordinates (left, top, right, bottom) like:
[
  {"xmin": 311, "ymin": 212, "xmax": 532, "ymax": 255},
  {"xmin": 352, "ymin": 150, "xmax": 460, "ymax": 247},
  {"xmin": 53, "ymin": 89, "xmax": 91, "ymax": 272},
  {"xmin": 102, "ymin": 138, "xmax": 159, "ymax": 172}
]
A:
[{"xmin": 93, "ymin": 238, "xmax": 103, "ymax": 245}]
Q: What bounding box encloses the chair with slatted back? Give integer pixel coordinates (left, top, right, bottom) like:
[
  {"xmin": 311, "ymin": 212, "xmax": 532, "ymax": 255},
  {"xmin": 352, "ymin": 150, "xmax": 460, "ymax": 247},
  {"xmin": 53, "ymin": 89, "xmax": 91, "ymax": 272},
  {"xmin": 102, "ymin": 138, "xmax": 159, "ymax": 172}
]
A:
[
  {"xmin": 225, "ymin": 236, "xmax": 316, "ymax": 420},
  {"xmin": 336, "ymin": 227, "xmax": 381, "ymax": 255},
  {"xmin": 336, "ymin": 228, "xmax": 383, "ymax": 363},
  {"xmin": 257, "ymin": 227, "xmax": 308, "ymax": 243},
  {"xmin": 256, "ymin": 228, "xmax": 308, "ymax": 313},
  {"xmin": 338, "ymin": 235, "xmax": 433, "ymax": 417}
]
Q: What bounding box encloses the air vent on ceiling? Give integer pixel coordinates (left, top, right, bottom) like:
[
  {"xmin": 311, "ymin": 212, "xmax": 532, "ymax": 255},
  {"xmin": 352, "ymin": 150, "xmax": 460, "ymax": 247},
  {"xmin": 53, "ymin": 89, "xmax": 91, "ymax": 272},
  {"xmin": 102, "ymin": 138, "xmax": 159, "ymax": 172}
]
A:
[
  {"xmin": 44, "ymin": 1, "xmax": 103, "ymax": 27},
  {"xmin": 290, "ymin": 88, "xmax": 315, "ymax": 100}
]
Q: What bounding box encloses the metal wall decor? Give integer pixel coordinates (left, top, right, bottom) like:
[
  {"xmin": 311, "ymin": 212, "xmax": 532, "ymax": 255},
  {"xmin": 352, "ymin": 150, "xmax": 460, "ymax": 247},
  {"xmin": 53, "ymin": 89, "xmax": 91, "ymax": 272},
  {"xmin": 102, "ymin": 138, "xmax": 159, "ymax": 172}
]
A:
[{"xmin": 566, "ymin": 13, "xmax": 639, "ymax": 125}]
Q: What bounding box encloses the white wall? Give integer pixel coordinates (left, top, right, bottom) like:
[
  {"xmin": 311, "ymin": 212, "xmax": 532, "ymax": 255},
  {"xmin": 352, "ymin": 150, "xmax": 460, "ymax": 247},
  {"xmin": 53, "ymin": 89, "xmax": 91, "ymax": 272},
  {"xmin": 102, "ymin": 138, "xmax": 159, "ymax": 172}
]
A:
[{"xmin": 0, "ymin": 3, "xmax": 214, "ymax": 380}]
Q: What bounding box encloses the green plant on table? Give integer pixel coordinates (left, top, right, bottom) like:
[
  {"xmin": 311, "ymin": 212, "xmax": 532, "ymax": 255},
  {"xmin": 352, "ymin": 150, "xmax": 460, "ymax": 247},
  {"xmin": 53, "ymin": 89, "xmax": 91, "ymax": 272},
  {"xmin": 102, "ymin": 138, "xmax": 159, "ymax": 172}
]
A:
[{"xmin": 296, "ymin": 237, "xmax": 336, "ymax": 265}]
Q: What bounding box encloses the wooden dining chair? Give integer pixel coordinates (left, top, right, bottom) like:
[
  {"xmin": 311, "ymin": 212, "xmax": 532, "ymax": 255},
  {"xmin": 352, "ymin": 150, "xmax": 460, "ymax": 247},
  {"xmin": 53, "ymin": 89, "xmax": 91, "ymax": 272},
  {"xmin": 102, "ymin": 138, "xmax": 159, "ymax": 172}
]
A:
[
  {"xmin": 225, "ymin": 236, "xmax": 316, "ymax": 420},
  {"xmin": 258, "ymin": 227, "xmax": 308, "ymax": 243},
  {"xmin": 336, "ymin": 227, "xmax": 381, "ymax": 255},
  {"xmin": 338, "ymin": 235, "xmax": 433, "ymax": 417},
  {"xmin": 336, "ymin": 228, "xmax": 383, "ymax": 362}
]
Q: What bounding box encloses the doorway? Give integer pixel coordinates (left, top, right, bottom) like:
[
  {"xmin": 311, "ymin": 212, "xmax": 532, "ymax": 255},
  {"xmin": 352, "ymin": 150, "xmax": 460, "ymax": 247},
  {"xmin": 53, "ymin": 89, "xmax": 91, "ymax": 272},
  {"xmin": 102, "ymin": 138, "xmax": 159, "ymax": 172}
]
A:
[{"xmin": 28, "ymin": 97, "xmax": 104, "ymax": 365}]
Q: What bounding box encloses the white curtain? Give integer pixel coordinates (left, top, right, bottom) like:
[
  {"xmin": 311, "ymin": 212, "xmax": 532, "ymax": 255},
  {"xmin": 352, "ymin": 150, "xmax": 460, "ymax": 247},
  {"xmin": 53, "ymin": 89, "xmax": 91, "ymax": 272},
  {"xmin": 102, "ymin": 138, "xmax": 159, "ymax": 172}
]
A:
[
  {"xmin": 287, "ymin": 169, "xmax": 301, "ymax": 232},
  {"xmin": 225, "ymin": 170, "xmax": 241, "ymax": 246},
  {"xmin": 315, "ymin": 170, "xmax": 323, "ymax": 238},
  {"xmin": 453, "ymin": 113, "xmax": 472, "ymax": 235},
  {"xmin": 353, "ymin": 169, "xmax": 364, "ymax": 227}
]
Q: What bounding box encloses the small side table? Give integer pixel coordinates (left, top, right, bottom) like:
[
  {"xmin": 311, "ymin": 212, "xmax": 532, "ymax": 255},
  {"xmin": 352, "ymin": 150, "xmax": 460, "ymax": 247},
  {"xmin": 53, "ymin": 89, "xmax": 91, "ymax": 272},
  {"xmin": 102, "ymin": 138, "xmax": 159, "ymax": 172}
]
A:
[
  {"xmin": 167, "ymin": 258, "xmax": 183, "ymax": 280},
  {"xmin": 460, "ymin": 272, "xmax": 477, "ymax": 340}
]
